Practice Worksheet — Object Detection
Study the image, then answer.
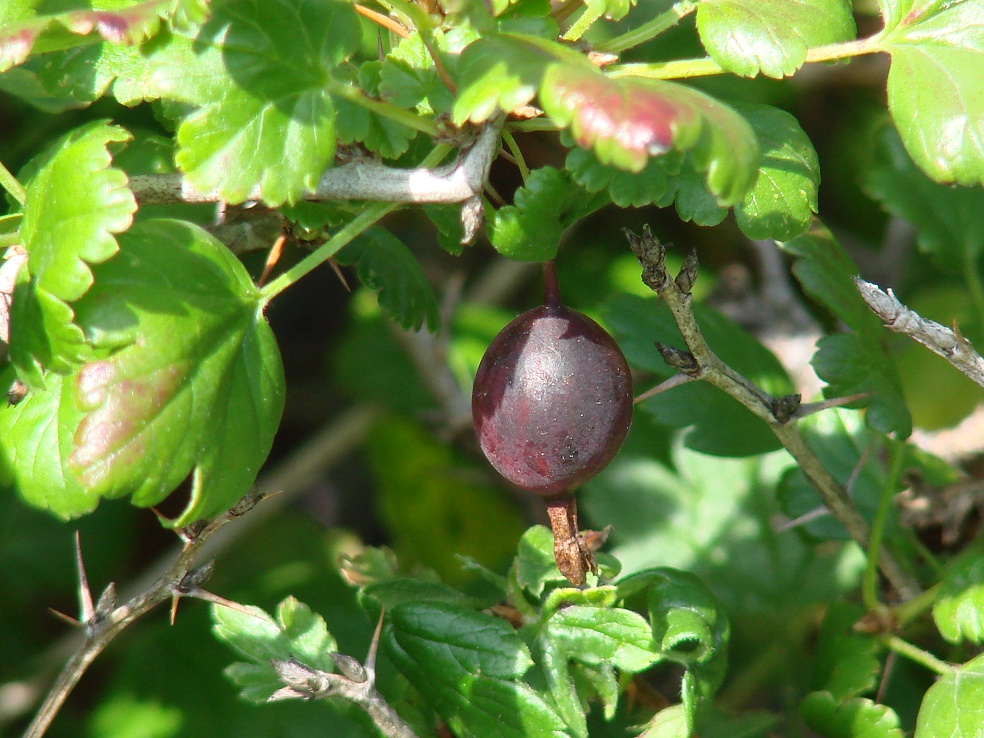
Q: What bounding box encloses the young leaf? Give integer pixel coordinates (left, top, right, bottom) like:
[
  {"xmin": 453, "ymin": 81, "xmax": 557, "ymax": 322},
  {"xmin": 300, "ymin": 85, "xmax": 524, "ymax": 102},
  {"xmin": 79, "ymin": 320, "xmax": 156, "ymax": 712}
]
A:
[
  {"xmin": 515, "ymin": 524, "xmax": 568, "ymax": 597},
  {"xmin": 67, "ymin": 219, "xmax": 285, "ymax": 526},
  {"xmin": 801, "ymin": 692, "xmax": 903, "ymax": 738},
  {"xmin": 488, "ymin": 166, "xmax": 608, "ymax": 261},
  {"xmin": 638, "ymin": 704, "xmax": 690, "ymax": 738},
  {"xmin": 932, "ymin": 538, "xmax": 984, "ymax": 645},
  {"xmin": 212, "ymin": 596, "xmax": 338, "ymax": 702},
  {"xmin": 780, "ymin": 224, "xmax": 912, "ymax": 437},
  {"xmin": 333, "ymin": 63, "xmax": 417, "ymax": 160},
  {"xmin": 880, "ymin": 0, "xmax": 984, "ymax": 186},
  {"xmin": 10, "ymin": 121, "xmax": 136, "ymax": 388},
  {"xmin": 334, "ymin": 228, "xmax": 440, "ymax": 332},
  {"xmin": 0, "ymin": 371, "xmax": 96, "ymax": 519},
  {"xmin": 864, "ymin": 124, "xmax": 984, "ymax": 275},
  {"xmin": 604, "ymin": 293, "xmax": 793, "ymax": 457},
  {"xmin": 544, "ymin": 605, "xmax": 660, "ymax": 672},
  {"xmin": 733, "ymin": 103, "xmax": 820, "ymax": 240},
  {"xmin": 385, "ymin": 601, "xmax": 568, "ymax": 738},
  {"xmin": 695, "ymin": 0, "xmax": 856, "ymax": 78},
  {"xmin": 914, "ymin": 653, "xmax": 984, "ymax": 738},
  {"xmin": 812, "ymin": 602, "xmax": 883, "ymax": 700}
]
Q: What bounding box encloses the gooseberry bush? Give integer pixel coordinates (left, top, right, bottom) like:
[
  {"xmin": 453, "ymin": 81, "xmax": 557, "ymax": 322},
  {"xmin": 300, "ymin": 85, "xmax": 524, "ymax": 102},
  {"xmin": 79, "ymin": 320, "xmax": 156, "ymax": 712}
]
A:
[{"xmin": 1, "ymin": 0, "xmax": 983, "ymax": 736}]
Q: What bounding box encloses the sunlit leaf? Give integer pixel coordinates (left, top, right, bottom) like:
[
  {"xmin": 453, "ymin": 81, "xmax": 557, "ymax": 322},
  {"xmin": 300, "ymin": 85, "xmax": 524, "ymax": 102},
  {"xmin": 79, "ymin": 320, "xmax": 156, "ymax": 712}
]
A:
[
  {"xmin": 914, "ymin": 653, "xmax": 984, "ymax": 738},
  {"xmin": 933, "ymin": 538, "xmax": 984, "ymax": 644}
]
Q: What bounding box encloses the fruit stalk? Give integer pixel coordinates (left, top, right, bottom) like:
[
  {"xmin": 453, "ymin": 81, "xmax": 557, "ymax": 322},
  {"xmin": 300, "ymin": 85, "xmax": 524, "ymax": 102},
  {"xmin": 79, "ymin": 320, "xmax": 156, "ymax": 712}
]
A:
[{"xmin": 545, "ymin": 494, "xmax": 596, "ymax": 586}]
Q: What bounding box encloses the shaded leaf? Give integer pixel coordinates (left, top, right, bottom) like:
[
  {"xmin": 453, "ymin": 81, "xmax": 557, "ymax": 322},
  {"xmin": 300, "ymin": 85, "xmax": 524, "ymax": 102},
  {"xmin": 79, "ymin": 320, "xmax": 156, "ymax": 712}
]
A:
[
  {"xmin": 812, "ymin": 602, "xmax": 883, "ymax": 700},
  {"xmin": 801, "ymin": 691, "xmax": 903, "ymax": 738},
  {"xmin": 386, "ymin": 601, "xmax": 568, "ymax": 738},
  {"xmin": 67, "ymin": 219, "xmax": 284, "ymax": 525},
  {"xmin": 335, "ymin": 228, "xmax": 440, "ymax": 332},
  {"xmin": 914, "ymin": 652, "xmax": 984, "ymax": 738},
  {"xmin": 864, "ymin": 124, "xmax": 984, "ymax": 274},
  {"xmin": 933, "ymin": 537, "xmax": 984, "ymax": 644},
  {"xmin": 488, "ymin": 166, "xmax": 608, "ymax": 261},
  {"xmin": 604, "ymin": 292, "xmax": 793, "ymax": 456},
  {"xmin": 780, "ymin": 224, "xmax": 911, "ymax": 437},
  {"xmin": 695, "ymin": 0, "xmax": 856, "ymax": 78},
  {"xmin": 881, "ymin": 0, "xmax": 984, "ymax": 186}
]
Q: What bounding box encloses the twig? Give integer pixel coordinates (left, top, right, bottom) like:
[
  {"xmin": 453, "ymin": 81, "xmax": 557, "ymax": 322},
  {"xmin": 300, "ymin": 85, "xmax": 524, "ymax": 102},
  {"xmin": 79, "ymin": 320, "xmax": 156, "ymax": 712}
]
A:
[
  {"xmin": 626, "ymin": 227, "xmax": 922, "ymax": 601},
  {"xmin": 854, "ymin": 277, "xmax": 984, "ymax": 389},
  {"xmin": 130, "ymin": 123, "xmax": 501, "ymax": 206}
]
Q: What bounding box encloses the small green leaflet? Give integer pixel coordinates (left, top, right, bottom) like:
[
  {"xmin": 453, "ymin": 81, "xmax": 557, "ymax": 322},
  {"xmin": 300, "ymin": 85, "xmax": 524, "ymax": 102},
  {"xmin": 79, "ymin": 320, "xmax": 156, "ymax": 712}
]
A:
[
  {"xmin": 335, "ymin": 228, "xmax": 440, "ymax": 332},
  {"xmin": 385, "ymin": 601, "xmax": 568, "ymax": 738},
  {"xmin": 932, "ymin": 537, "xmax": 984, "ymax": 644},
  {"xmin": 488, "ymin": 166, "xmax": 609, "ymax": 261},
  {"xmin": 212, "ymin": 596, "xmax": 338, "ymax": 703},
  {"xmin": 695, "ymin": 0, "xmax": 856, "ymax": 78},
  {"xmin": 780, "ymin": 224, "xmax": 911, "ymax": 437},
  {"xmin": 879, "ymin": 0, "xmax": 984, "ymax": 186},
  {"xmin": 811, "ymin": 602, "xmax": 882, "ymax": 700},
  {"xmin": 10, "ymin": 121, "xmax": 136, "ymax": 389},
  {"xmin": 914, "ymin": 653, "xmax": 984, "ymax": 738},
  {"xmin": 801, "ymin": 692, "xmax": 903, "ymax": 738}
]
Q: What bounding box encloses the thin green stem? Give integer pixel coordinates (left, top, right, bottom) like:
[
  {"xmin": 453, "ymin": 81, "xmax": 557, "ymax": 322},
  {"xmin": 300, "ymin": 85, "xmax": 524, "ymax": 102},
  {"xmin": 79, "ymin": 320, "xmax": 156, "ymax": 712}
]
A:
[
  {"xmin": 328, "ymin": 82, "xmax": 439, "ymax": 137},
  {"xmin": 507, "ymin": 119, "xmax": 560, "ymax": 133},
  {"xmin": 892, "ymin": 583, "xmax": 941, "ymax": 627},
  {"xmin": 0, "ymin": 158, "xmax": 27, "ymax": 207},
  {"xmin": 606, "ymin": 35, "xmax": 886, "ymax": 80},
  {"xmin": 500, "ymin": 128, "xmax": 530, "ymax": 182},
  {"xmin": 561, "ymin": 2, "xmax": 607, "ymax": 42},
  {"xmin": 863, "ymin": 442, "xmax": 908, "ymax": 611},
  {"xmin": 880, "ymin": 634, "xmax": 952, "ymax": 676},
  {"xmin": 260, "ymin": 145, "xmax": 453, "ymax": 300},
  {"xmin": 261, "ymin": 201, "xmax": 397, "ymax": 301},
  {"xmin": 595, "ymin": 0, "xmax": 697, "ymax": 54}
]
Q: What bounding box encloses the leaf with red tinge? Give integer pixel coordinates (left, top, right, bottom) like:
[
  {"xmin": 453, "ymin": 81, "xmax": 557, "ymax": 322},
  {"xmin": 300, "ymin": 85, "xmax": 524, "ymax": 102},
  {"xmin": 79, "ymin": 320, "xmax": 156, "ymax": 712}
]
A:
[
  {"xmin": 880, "ymin": 0, "xmax": 984, "ymax": 186},
  {"xmin": 9, "ymin": 121, "xmax": 136, "ymax": 389},
  {"xmin": 65, "ymin": 218, "xmax": 284, "ymax": 526},
  {"xmin": 0, "ymin": 0, "xmax": 210, "ymax": 72}
]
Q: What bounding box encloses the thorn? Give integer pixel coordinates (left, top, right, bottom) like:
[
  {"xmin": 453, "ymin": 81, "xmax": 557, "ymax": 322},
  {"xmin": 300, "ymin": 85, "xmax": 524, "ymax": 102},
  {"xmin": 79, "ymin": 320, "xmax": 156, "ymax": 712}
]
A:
[
  {"xmin": 327, "ymin": 258, "xmax": 351, "ymax": 292},
  {"xmin": 186, "ymin": 589, "xmax": 265, "ymax": 620},
  {"xmin": 257, "ymin": 234, "xmax": 287, "ymax": 288},
  {"xmin": 74, "ymin": 532, "xmax": 95, "ymax": 625},
  {"xmin": 791, "ymin": 392, "xmax": 873, "ymax": 419},
  {"xmin": 634, "ymin": 372, "xmax": 695, "ymax": 404},
  {"xmin": 170, "ymin": 594, "xmax": 180, "ymax": 625},
  {"xmin": 365, "ymin": 607, "xmax": 386, "ymax": 685},
  {"xmin": 774, "ymin": 506, "xmax": 831, "ymax": 532},
  {"xmin": 49, "ymin": 608, "xmax": 82, "ymax": 628}
]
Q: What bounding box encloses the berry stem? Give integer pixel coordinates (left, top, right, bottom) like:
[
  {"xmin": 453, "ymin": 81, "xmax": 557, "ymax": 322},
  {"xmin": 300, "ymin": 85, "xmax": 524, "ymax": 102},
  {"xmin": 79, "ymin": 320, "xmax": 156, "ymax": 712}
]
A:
[
  {"xmin": 544, "ymin": 494, "xmax": 596, "ymax": 586},
  {"xmin": 542, "ymin": 260, "xmax": 562, "ymax": 308}
]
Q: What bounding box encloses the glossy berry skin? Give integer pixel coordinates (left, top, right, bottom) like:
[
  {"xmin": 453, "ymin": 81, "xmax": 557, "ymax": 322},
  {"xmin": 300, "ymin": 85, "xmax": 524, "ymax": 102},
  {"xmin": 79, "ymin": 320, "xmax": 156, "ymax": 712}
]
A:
[{"xmin": 472, "ymin": 302, "xmax": 633, "ymax": 495}]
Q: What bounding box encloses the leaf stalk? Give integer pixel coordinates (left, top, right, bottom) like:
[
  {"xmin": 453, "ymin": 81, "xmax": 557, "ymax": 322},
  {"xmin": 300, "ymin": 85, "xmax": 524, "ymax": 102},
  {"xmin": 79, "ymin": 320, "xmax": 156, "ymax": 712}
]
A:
[
  {"xmin": 595, "ymin": 0, "xmax": 697, "ymax": 55},
  {"xmin": 0, "ymin": 159, "xmax": 26, "ymax": 207}
]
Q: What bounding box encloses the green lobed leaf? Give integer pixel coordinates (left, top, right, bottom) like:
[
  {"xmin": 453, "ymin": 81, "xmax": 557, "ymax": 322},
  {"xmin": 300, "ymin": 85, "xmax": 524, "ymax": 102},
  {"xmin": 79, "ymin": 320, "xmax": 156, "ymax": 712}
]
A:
[
  {"xmin": 67, "ymin": 219, "xmax": 284, "ymax": 525},
  {"xmin": 386, "ymin": 601, "xmax": 568, "ymax": 738},
  {"xmin": 811, "ymin": 602, "xmax": 883, "ymax": 700},
  {"xmin": 881, "ymin": 0, "xmax": 984, "ymax": 186},
  {"xmin": 335, "ymin": 228, "xmax": 440, "ymax": 332},
  {"xmin": 801, "ymin": 691, "xmax": 904, "ymax": 738},
  {"xmin": 0, "ymin": 371, "xmax": 96, "ymax": 519},
  {"xmin": 488, "ymin": 166, "xmax": 609, "ymax": 261},
  {"xmin": 638, "ymin": 704, "xmax": 690, "ymax": 738},
  {"xmin": 604, "ymin": 292, "xmax": 793, "ymax": 457},
  {"xmin": 733, "ymin": 103, "xmax": 820, "ymax": 240},
  {"xmin": 544, "ymin": 605, "xmax": 660, "ymax": 672},
  {"xmin": 695, "ymin": 0, "xmax": 856, "ymax": 78},
  {"xmin": 932, "ymin": 537, "xmax": 984, "ymax": 644},
  {"xmin": 515, "ymin": 524, "xmax": 568, "ymax": 597},
  {"xmin": 914, "ymin": 652, "xmax": 984, "ymax": 738},
  {"xmin": 333, "ymin": 62, "xmax": 417, "ymax": 160},
  {"xmin": 10, "ymin": 121, "xmax": 136, "ymax": 388},
  {"xmin": 780, "ymin": 224, "xmax": 912, "ymax": 437},
  {"xmin": 212, "ymin": 596, "xmax": 338, "ymax": 702},
  {"xmin": 863, "ymin": 124, "xmax": 984, "ymax": 274}
]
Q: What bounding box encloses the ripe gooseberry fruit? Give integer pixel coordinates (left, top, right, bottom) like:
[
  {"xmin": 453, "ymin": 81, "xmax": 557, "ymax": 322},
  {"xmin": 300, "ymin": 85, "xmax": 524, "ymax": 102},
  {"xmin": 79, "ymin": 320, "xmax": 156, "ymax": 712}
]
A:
[{"xmin": 472, "ymin": 262, "xmax": 633, "ymax": 495}]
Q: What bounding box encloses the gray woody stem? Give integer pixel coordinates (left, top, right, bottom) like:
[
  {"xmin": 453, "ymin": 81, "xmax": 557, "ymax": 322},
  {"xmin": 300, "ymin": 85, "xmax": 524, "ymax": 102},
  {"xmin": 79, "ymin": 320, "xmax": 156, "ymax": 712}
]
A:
[
  {"xmin": 130, "ymin": 123, "xmax": 502, "ymax": 206},
  {"xmin": 855, "ymin": 277, "xmax": 984, "ymax": 388},
  {"xmin": 627, "ymin": 227, "xmax": 921, "ymax": 601}
]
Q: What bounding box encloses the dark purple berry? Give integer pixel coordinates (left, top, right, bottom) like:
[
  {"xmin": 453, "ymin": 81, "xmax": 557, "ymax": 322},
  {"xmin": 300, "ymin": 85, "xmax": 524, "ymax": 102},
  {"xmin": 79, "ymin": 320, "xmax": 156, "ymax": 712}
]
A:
[{"xmin": 472, "ymin": 265, "xmax": 632, "ymax": 495}]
